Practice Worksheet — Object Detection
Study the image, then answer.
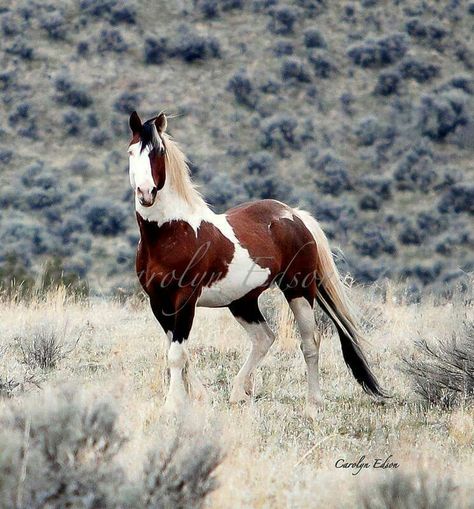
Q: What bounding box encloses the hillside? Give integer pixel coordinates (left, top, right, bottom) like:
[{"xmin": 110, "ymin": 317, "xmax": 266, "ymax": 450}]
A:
[{"xmin": 0, "ymin": 0, "xmax": 473, "ymax": 294}]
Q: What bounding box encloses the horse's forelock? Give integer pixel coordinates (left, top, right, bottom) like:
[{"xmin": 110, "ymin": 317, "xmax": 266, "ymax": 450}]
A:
[{"xmin": 140, "ymin": 120, "xmax": 162, "ymax": 153}]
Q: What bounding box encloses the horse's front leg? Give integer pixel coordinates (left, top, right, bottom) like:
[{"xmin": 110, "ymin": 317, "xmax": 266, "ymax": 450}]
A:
[{"xmin": 151, "ymin": 291, "xmax": 206, "ymax": 414}]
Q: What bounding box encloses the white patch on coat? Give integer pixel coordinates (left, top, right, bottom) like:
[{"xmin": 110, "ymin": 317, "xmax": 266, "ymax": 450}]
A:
[
  {"xmin": 129, "ymin": 142, "xmax": 155, "ymax": 195},
  {"xmin": 277, "ymin": 208, "xmax": 294, "ymax": 221},
  {"xmin": 135, "ymin": 179, "xmax": 207, "ymax": 232},
  {"xmin": 197, "ymin": 213, "xmax": 271, "ymax": 307}
]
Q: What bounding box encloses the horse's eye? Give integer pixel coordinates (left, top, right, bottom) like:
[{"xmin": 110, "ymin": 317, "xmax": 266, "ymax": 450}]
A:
[{"xmin": 128, "ymin": 151, "xmax": 133, "ymax": 156}]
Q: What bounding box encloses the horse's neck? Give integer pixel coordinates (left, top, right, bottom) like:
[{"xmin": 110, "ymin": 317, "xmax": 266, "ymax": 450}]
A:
[{"xmin": 135, "ymin": 184, "xmax": 212, "ymax": 233}]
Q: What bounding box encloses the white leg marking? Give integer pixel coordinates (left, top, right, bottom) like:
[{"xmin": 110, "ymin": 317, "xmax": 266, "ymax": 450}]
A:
[
  {"xmin": 230, "ymin": 319, "xmax": 275, "ymax": 403},
  {"xmin": 289, "ymin": 297, "xmax": 323, "ymax": 416},
  {"xmin": 163, "ymin": 342, "xmax": 187, "ymax": 414}
]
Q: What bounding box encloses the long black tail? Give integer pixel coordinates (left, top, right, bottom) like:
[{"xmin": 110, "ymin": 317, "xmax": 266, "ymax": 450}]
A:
[
  {"xmin": 317, "ymin": 286, "xmax": 387, "ymax": 398},
  {"xmin": 294, "ymin": 208, "xmax": 388, "ymax": 398}
]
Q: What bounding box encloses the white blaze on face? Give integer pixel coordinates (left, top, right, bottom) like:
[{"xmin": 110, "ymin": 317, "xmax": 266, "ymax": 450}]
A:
[{"xmin": 128, "ymin": 142, "xmax": 154, "ymax": 194}]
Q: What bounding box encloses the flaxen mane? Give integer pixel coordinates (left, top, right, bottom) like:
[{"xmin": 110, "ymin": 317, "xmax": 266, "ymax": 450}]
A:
[{"xmin": 162, "ymin": 133, "xmax": 206, "ymax": 210}]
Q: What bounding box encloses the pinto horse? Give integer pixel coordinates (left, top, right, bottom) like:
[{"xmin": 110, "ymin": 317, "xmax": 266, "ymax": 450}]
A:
[{"xmin": 128, "ymin": 111, "xmax": 386, "ymax": 416}]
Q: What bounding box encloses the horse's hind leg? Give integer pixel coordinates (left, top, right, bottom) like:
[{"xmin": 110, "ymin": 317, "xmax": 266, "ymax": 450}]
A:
[
  {"xmin": 288, "ymin": 297, "xmax": 323, "ymax": 416},
  {"xmin": 228, "ymin": 298, "xmax": 275, "ymax": 403}
]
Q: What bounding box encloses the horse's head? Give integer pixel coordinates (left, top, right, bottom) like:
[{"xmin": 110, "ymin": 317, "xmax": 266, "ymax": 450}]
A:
[{"xmin": 128, "ymin": 111, "xmax": 167, "ymax": 207}]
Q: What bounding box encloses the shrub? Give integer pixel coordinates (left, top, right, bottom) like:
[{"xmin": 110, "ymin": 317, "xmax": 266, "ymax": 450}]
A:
[
  {"xmin": 227, "ymin": 70, "xmax": 257, "ymax": 107},
  {"xmin": 281, "ymin": 57, "xmax": 311, "ymax": 83},
  {"xmin": 140, "ymin": 438, "xmax": 222, "ymax": 509},
  {"xmin": 54, "ymin": 76, "xmax": 93, "ymax": 109},
  {"xmin": 144, "ymin": 36, "xmax": 168, "ymax": 64},
  {"xmin": 361, "ymin": 472, "xmax": 457, "ymax": 509},
  {"xmin": 260, "ymin": 114, "xmax": 299, "ymax": 156},
  {"xmin": 246, "ymin": 151, "xmax": 274, "ymax": 175},
  {"xmin": 455, "ymin": 44, "xmax": 474, "ymax": 70},
  {"xmin": 295, "ymin": 0, "xmax": 325, "ymax": 17},
  {"xmin": 1, "ymin": 12, "xmax": 22, "ymax": 36},
  {"xmin": 268, "ymin": 5, "xmax": 298, "ymax": 35},
  {"xmin": 353, "ymin": 226, "xmax": 396, "ymax": 257},
  {"xmin": 398, "ymin": 221, "xmax": 424, "ymax": 245},
  {"xmin": 63, "ymin": 110, "xmax": 82, "ymax": 136},
  {"xmin": 347, "ymin": 33, "xmax": 407, "ymax": 68},
  {"xmin": 0, "ymin": 71, "xmax": 14, "ymax": 91},
  {"xmin": 79, "ymin": 0, "xmax": 117, "ymax": 17},
  {"xmin": 171, "ymin": 28, "xmax": 220, "ymax": 62},
  {"xmin": 205, "ymin": 173, "xmax": 248, "ymax": 209},
  {"xmin": 308, "ymin": 51, "xmax": 335, "ymax": 78},
  {"xmin": 40, "ymin": 11, "xmax": 67, "ymax": 40},
  {"xmin": 340, "ymin": 92, "xmax": 354, "ymax": 114},
  {"xmin": 221, "ymin": 0, "xmax": 245, "ymax": 9},
  {"xmin": 16, "ymin": 323, "xmax": 80, "ymax": 371},
  {"xmin": 374, "ymin": 70, "xmax": 400, "ymax": 95},
  {"xmin": 303, "ymin": 28, "xmax": 326, "ymax": 48},
  {"xmin": 90, "ymin": 128, "xmax": 110, "ymax": 146},
  {"xmin": 399, "ymin": 58, "xmax": 439, "ymax": 83},
  {"xmin": 114, "ymin": 92, "xmax": 139, "ymax": 114},
  {"xmin": 359, "ymin": 193, "xmax": 381, "ymax": 211},
  {"xmin": 110, "ymin": 5, "xmax": 137, "ymax": 25},
  {"xmin": 6, "ymin": 39, "xmax": 33, "ymax": 60},
  {"xmin": 8, "ymin": 102, "xmax": 30, "ymax": 126},
  {"xmin": 97, "ymin": 28, "xmax": 128, "ymax": 53},
  {"xmin": 405, "ymin": 18, "xmax": 447, "ymax": 47},
  {"xmin": 243, "ymin": 174, "xmax": 291, "ymax": 201},
  {"xmin": 438, "ymin": 183, "xmax": 474, "ymax": 214},
  {"xmin": 0, "ymin": 217, "xmax": 53, "ymax": 256},
  {"xmin": 273, "ymin": 40, "xmax": 294, "ymax": 56},
  {"xmin": 416, "ymin": 211, "xmax": 447, "ymax": 235},
  {"xmin": 354, "ymin": 116, "xmax": 380, "ymax": 146},
  {"xmin": 401, "ymin": 321, "xmax": 474, "ymax": 408},
  {"xmin": 418, "ymin": 91, "xmax": 468, "ymax": 141},
  {"xmin": 84, "ymin": 200, "xmax": 127, "ymax": 235},
  {"xmin": 0, "ymin": 391, "xmax": 123, "ymax": 506},
  {"xmin": 0, "ymin": 149, "xmax": 13, "ymax": 165},
  {"xmin": 401, "ymin": 262, "xmax": 443, "ymax": 286},
  {"xmin": 311, "ymin": 153, "xmax": 352, "ymax": 196},
  {"xmin": 77, "ymin": 40, "xmax": 89, "ymax": 56},
  {"xmin": 361, "ymin": 176, "xmax": 392, "ymax": 200},
  {"xmin": 445, "ymin": 75, "xmax": 474, "ymax": 95},
  {"xmin": 199, "ymin": 0, "xmax": 219, "ymax": 18},
  {"xmin": 393, "ymin": 146, "xmax": 437, "ymax": 191}
]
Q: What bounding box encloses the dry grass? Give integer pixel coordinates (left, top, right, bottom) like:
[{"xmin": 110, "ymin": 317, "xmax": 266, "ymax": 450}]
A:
[{"xmin": 0, "ymin": 284, "xmax": 473, "ymax": 508}]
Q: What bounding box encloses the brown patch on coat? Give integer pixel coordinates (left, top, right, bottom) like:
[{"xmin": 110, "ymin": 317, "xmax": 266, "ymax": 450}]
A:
[
  {"xmin": 136, "ymin": 215, "xmax": 235, "ymax": 302},
  {"xmin": 150, "ymin": 151, "xmax": 166, "ymax": 191}
]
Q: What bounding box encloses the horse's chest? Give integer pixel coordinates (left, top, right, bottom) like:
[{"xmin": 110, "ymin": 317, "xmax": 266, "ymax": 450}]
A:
[{"xmin": 136, "ymin": 216, "xmax": 271, "ymax": 306}]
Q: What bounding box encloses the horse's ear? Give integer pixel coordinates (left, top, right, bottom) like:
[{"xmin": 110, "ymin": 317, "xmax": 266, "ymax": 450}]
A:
[
  {"xmin": 129, "ymin": 111, "xmax": 142, "ymax": 133},
  {"xmin": 155, "ymin": 112, "xmax": 167, "ymax": 133}
]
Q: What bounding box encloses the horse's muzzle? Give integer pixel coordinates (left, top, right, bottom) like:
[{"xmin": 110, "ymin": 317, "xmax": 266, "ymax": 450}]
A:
[{"xmin": 137, "ymin": 186, "xmax": 157, "ymax": 207}]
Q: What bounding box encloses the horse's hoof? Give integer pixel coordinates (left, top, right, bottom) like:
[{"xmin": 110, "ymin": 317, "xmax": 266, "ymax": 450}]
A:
[
  {"xmin": 305, "ymin": 398, "xmax": 324, "ymax": 420},
  {"xmin": 229, "ymin": 387, "xmax": 251, "ymax": 404},
  {"xmin": 162, "ymin": 396, "xmax": 187, "ymax": 418}
]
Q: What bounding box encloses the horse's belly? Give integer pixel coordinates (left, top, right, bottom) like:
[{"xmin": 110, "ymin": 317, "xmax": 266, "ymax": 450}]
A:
[{"xmin": 196, "ymin": 245, "xmax": 271, "ymax": 307}]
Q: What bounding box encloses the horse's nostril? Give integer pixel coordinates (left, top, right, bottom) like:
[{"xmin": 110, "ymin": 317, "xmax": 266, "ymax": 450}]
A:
[{"xmin": 151, "ymin": 187, "xmax": 158, "ymax": 197}]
